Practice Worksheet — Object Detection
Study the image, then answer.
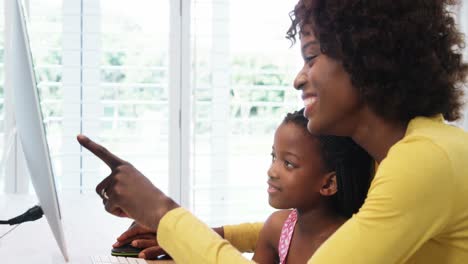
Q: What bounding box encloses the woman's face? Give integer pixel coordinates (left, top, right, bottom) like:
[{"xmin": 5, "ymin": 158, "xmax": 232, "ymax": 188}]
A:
[{"xmin": 294, "ymin": 25, "xmax": 363, "ymax": 136}]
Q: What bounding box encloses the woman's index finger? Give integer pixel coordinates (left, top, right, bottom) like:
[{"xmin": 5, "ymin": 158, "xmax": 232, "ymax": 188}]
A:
[{"xmin": 76, "ymin": 134, "xmax": 125, "ymax": 169}]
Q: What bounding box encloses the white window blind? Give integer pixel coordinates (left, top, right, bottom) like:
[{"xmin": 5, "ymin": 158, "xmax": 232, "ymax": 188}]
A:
[
  {"xmin": 22, "ymin": 0, "xmax": 171, "ymax": 193},
  {"xmin": 190, "ymin": 0, "xmax": 302, "ymax": 226},
  {"xmin": 0, "ymin": 0, "xmax": 4, "ymax": 191},
  {"xmin": 96, "ymin": 0, "xmax": 171, "ymax": 192},
  {"xmin": 27, "ymin": 0, "xmax": 64, "ymax": 192},
  {"xmin": 5, "ymin": 0, "xmax": 305, "ymax": 225}
]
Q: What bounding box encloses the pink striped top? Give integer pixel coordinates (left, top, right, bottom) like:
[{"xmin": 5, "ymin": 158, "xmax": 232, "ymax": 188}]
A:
[{"xmin": 278, "ymin": 209, "xmax": 298, "ymax": 264}]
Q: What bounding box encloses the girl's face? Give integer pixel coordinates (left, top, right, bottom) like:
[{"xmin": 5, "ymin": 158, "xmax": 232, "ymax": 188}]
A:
[
  {"xmin": 267, "ymin": 122, "xmax": 328, "ymax": 210},
  {"xmin": 294, "ymin": 25, "xmax": 363, "ymax": 136}
]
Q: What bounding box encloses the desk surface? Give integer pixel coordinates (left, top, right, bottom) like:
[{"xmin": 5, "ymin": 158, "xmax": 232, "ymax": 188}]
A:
[{"xmin": 0, "ymin": 193, "xmax": 174, "ymax": 264}]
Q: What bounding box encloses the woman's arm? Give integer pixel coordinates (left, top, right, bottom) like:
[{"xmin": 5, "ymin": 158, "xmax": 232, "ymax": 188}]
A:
[
  {"xmin": 157, "ymin": 209, "xmax": 285, "ymax": 264},
  {"xmin": 77, "ymin": 135, "xmax": 256, "ymax": 263},
  {"xmin": 157, "ymin": 208, "xmax": 257, "ymax": 263},
  {"xmin": 223, "ymin": 222, "xmax": 264, "ymax": 252}
]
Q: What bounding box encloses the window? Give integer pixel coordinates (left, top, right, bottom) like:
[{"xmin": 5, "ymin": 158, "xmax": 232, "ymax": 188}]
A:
[
  {"xmin": 3, "ymin": 0, "xmax": 302, "ymax": 226},
  {"xmin": 28, "ymin": 0, "xmax": 64, "ymax": 190},
  {"xmin": 0, "ymin": 0, "xmax": 172, "ymax": 194},
  {"xmin": 0, "ymin": 0, "xmax": 4, "ymax": 191},
  {"xmin": 190, "ymin": 0, "xmax": 301, "ymax": 225},
  {"xmin": 75, "ymin": 0, "xmax": 171, "ymax": 192}
]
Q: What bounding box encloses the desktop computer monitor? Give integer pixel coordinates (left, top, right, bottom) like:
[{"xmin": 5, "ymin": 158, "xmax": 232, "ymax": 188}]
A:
[{"xmin": 11, "ymin": 0, "xmax": 69, "ymax": 261}]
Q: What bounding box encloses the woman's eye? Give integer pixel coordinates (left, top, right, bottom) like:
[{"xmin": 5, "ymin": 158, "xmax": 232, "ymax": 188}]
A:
[
  {"xmin": 271, "ymin": 153, "xmax": 276, "ymax": 162},
  {"xmin": 304, "ymin": 55, "xmax": 318, "ymax": 64}
]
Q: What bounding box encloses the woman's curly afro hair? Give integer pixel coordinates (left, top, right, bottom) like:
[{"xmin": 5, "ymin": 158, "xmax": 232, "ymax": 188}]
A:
[{"xmin": 287, "ymin": 0, "xmax": 468, "ymax": 122}]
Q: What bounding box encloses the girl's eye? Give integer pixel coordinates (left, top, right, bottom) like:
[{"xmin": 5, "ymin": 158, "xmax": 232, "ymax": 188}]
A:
[
  {"xmin": 271, "ymin": 153, "xmax": 276, "ymax": 162},
  {"xmin": 285, "ymin": 161, "xmax": 295, "ymax": 169}
]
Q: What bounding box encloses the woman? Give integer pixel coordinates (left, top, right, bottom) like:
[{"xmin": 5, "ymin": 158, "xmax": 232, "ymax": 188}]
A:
[{"xmin": 78, "ymin": 0, "xmax": 468, "ymax": 262}]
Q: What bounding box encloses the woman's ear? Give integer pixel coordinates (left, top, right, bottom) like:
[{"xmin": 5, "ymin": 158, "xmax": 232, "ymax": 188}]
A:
[{"xmin": 319, "ymin": 172, "xmax": 338, "ymax": 196}]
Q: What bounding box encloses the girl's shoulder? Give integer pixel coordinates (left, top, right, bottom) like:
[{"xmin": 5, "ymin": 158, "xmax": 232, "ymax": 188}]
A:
[{"xmin": 263, "ymin": 210, "xmax": 294, "ymax": 236}]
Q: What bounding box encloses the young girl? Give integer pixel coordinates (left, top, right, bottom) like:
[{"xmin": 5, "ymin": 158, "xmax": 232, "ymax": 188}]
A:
[{"xmin": 252, "ymin": 109, "xmax": 374, "ymax": 264}]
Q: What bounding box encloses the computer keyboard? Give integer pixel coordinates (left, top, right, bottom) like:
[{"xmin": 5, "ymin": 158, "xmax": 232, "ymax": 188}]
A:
[{"xmin": 90, "ymin": 255, "xmax": 148, "ymax": 264}]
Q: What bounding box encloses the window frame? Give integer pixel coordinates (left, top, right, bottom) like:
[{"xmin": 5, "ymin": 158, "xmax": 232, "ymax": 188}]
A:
[{"xmin": 2, "ymin": 0, "xmax": 192, "ymax": 207}]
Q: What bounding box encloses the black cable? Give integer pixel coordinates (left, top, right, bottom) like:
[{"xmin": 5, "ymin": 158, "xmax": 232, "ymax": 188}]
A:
[{"xmin": 0, "ymin": 205, "xmax": 44, "ymax": 225}]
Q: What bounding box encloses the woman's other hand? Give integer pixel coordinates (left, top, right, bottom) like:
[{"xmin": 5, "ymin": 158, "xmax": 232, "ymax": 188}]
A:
[{"xmin": 113, "ymin": 222, "xmax": 167, "ymax": 259}]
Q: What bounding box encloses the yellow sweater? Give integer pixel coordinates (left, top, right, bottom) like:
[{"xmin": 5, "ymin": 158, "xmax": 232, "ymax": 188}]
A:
[{"xmin": 157, "ymin": 115, "xmax": 468, "ymax": 263}]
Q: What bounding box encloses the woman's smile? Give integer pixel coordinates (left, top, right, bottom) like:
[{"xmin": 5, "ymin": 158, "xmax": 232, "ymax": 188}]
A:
[
  {"xmin": 302, "ymin": 92, "xmax": 317, "ymax": 119},
  {"xmin": 303, "ymin": 96, "xmax": 317, "ymax": 118}
]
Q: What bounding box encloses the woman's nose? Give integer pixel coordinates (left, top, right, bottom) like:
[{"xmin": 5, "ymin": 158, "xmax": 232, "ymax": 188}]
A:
[{"xmin": 293, "ymin": 71, "xmax": 307, "ymax": 90}]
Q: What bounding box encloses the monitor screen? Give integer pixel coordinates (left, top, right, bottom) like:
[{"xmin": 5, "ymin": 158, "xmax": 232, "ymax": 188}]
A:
[{"xmin": 12, "ymin": 0, "xmax": 69, "ymax": 261}]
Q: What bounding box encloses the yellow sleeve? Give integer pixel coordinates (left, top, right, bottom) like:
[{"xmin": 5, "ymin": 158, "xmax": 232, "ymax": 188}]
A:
[
  {"xmin": 157, "ymin": 207, "xmax": 257, "ymax": 263},
  {"xmin": 224, "ymin": 222, "xmax": 264, "ymax": 252},
  {"xmin": 308, "ymin": 138, "xmax": 452, "ymax": 263}
]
